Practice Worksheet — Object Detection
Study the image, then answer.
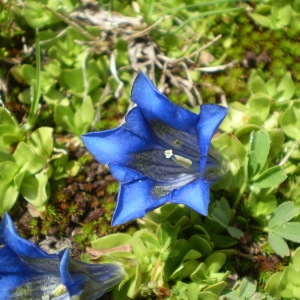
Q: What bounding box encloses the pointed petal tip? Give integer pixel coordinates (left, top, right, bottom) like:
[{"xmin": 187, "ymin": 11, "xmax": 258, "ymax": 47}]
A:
[
  {"xmin": 201, "ymin": 103, "xmax": 229, "ymax": 119},
  {"xmin": 171, "ymin": 178, "xmax": 210, "ymax": 216}
]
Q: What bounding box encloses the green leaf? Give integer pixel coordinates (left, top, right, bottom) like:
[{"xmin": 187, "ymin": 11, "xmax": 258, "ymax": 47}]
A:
[
  {"xmin": 0, "ymin": 108, "xmax": 21, "ymax": 148},
  {"xmin": 73, "ymin": 97, "xmax": 95, "ymax": 134},
  {"xmin": 157, "ymin": 224, "xmax": 179, "ymax": 250},
  {"xmin": 273, "ymin": 222, "xmax": 300, "ymax": 243},
  {"xmin": 279, "ymin": 100, "xmax": 300, "ymax": 140},
  {"xmin": 198, "ymin": 292, "xmax": 219, "ymax": 300},
  {"xmin": 219, "ymin": 102, "xmax": 248, "ymax": 132},
  {"xmin": 54, "ymin": 99, "xmax": 76, "ymax": 133},
  {"xmin": 266, "ymin": 77, "xmax": 277, "ymax": 96},
  {"xmin": 132, "ymin": 230, "xmax": 160, "ymax": 255},
  {"xmin": 21, "ymin": 64, "xmax": 36, "ymax": 85},
  {"xmin": 190, "ymin": 262, "xmax": 207, "ymax": 283},
  {"xmin": 205, "ymin": 253, "xmax": 226, "ymax": 274},
  {"xmin": 227, "ymin": 226, "xmax": 243, "ymax": 239},
  {"xmin": 247, "ymin": 193, "xmax": 277, "ymax": 222},
  {"xmin": 265, "ymin": 271, "xmax": 283, "ymax": 297},
  {"xmin": 268, "ymin": 201, "xmax": 299, "ymax": 228},
  {"xmin": 248, "ymin": 93, "xmax": 271, "ymax": 121},
  {"xmin": 268, "ymin": 231, "xmax": 290, "ymax": 257},
  {"xmin": 290, "ymin": 247, "xmax": 300, "ymax": 271},
  {"xmin": 20, "ymin": 172, "xmax": 49, "ymax": 209},
  {"xmin": 0, "ymin": 161, "xmax": 19, "ymax": 183},
  {"xmin": 210, "ymin": 198, "xmax": 231, "ymax": 227},
  {"xmin": 127, "ymin": 263, "xmax": 142, "ymax": 298},
  {"xmin": 204, "ymin": 281, "xmax": 227, "ymax": 296},
  {"xmin": 0, "ymin": 179, "xmax": 19, "ymax": 214},
  {"xmin": 182, "ymin": 249, "xmax": 202, "ymax": 262},
  {"xmin": 28, "ymin": 32, "xmax": 41, "ymax": 127},
  {"xmin": 268, "ymin": 129, "xmax": 285, "ymax": 160},
  {"xmin": 276, "ymin": 72, "xmax": 295, "ymax": 102},
  {"xmin": 188, "ymin": 235, "xmax": 212, "ymax": 257},
  {"xmin": 170, "ymin": 260, "xmax": 199, "ymax": 280},
  {"xmin": 279, "ymin": 267, "xmax": 300, "ymax": 298},
  {"xmin": 210, "ymin": 234, "xmax": 237, "ymax": 248},
  {"xmin": 248, "ymin": 130, "xmax": 270, "ymax": 176},
  {"xmin": 238, "ymin": 277, "xmax": 257, "ymax": 297},
  {"xmin": 212, "ymin": 133, "xmax": 246, "ymax": 176},
  {"xmin": 91, "ymin": 233, "xmax": 132, "ymax": 250},
  {"xmin": 55, "ymin": 97, "xmax": 95, "ymax": 135},
  {"xmin": 165, "ymin": 240, "xmax": 192, "ymax": 278},
  {"xmin": 65, "ymin": 160, "xmax": 80, "ymax": 177},
  {"xmin": 250, "ymin": 13, "xmax": 272, "ymax": 28},
  {"xmin": 13, "ymin": 142, "xmax": 47, "ymax": 174},
  {"xmin": 28, "ymin": 127, "xmax": 53, "ymax": 159},
  {"xmin": 252, "ymin": 166, "xmax": 287, "ymax": 189},
  {"xmin": 272, "ymin": 3, "xmax": 293, "ymax": 28},
  {"xmin": 18, "ymin": 88, "xmax": 31, "ymax": 105},
  {"xmin": 21, "ymin": 1, "xmax": 61, "ymax": 28},
  {"xmin": 61, "ymin": 68, "xmax": 84, "ymax": 95},
  {"xmin": 248, "ymin": 75, "xmax": 269, "ymax": 94},
  {"xmin": 249, "ymin": 13, "xmax": 272, "ymax": 28}
]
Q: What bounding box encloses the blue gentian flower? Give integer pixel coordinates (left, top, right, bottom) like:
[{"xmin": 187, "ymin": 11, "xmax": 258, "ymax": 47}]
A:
[
  {"xmin": 82, "ymin": 72, "xmax": 228, "ymax": 226},
  {"xmin": 0, "ymin": 213, "xmax": 124, "ymax": 299}
]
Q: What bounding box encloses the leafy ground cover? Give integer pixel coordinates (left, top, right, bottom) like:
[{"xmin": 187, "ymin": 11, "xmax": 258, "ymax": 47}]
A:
[{"xmin": 1, "ymin": 0, "xmax": 300, "ymax": 299}]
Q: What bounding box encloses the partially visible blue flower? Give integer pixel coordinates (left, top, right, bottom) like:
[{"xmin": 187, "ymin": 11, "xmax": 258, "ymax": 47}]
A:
[
  {"xmin": 0, "ymin": 213, "xmax": 124, "ymax": 299},
  {"xmin": 82, "ymin": 72, "xmax": 228, "ymax": 226}
]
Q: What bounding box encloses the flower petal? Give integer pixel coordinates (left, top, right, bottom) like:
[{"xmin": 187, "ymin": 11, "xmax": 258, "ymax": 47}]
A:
[
  {"xmin": 197, "ymin": 104, "xmax": 228, "ymax": 173},
  {"xmin": 10, "ymin": 275, "xmax": 64, "ymax": 300},
  {"xmin": 112, "ymin": 178, "xmax": 170, "ymax": 226},
  {"xmin": 59, "ymin": 249, "xmax": 124, "ymax": 300},
  {"xmin": 130, "ymin": 149, "xmax": 198, "ymax": 182},
  {"xmin": 112, "ymin": 176, "xmax": 210, "ymax": 225},
  {"xmin": 0, "ymin": 246, "xmax": 64, "ymax": 300},
  {"xmin": 0, "ymin": 246, "xmax": 39, "ymax": 274},
  {"xmin": 170, "ymin": 178, "xmax": 210, "ymax": 215},
  {"xmin": 131, "ymin": 72, "xmax": 198, "ymax": 133},
  {"xmin": 150, "ymin": 120, "xmax": 200, "ymax": 160},
  {"xmin": 81, "ymin": 110, "xmax": 157, "ymax": 166},
  {"xmin": 123, "ymin": 106, "xmax": 155, "ymax": 140},
  {"xmin": 0, "ymin": 213, "xmax": 52, "ymax": 259},
  {"xmin": 109, "ymin": 164, "xmax": 144, "ymax": 184}
]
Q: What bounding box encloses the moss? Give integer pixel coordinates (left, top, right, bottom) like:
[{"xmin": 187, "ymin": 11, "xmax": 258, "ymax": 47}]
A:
[{"xmin": 106, "ymin": 182, "xmax": 120, "ymax": 195}]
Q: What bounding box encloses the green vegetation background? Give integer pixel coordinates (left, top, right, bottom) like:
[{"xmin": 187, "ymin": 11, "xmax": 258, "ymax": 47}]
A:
[{"xmin": 1, "ymin": 0, "xmax": 300, "ymax": 299}]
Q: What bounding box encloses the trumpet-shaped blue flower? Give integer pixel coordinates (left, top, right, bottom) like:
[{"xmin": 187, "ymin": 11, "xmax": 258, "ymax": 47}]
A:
[
  {"xmin": 0, "ymin": 213, "xmax": 124, "ymax": 299},
  {"xmin": 82, "ymin": 73, "xmax": 228, "ymax": 226}
]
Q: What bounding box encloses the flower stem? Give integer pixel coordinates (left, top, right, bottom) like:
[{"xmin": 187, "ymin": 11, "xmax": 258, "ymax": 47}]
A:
[{"xmin": 233, "ymin": 182, "xmax": 247, "ymax": 209}]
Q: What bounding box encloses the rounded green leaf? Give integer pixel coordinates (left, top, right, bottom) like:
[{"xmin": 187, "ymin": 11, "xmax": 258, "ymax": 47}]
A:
[
  {"xmin": 268, "ymin": 231, "xmax": 289, "ymax": 257},
  {"xmin": 0, "ymin": 180, "xmax": 19, "ymax": 214},
  {"xmin": 268, "ymin": 201, "xmax": 299, "ymax": 228},
  {"xmin": 205, "ymin": 253, "xmax": 226, "ymax": 274},
  {"xmin": 198, "ymin": 292, "xmax": 219, "ymax": 300},
  {"xmin": 91, "ymin": 233, "xmax": 132, "ymax": 250},
  {"xmin": 276, "ymin": 72, "xmax": 295, "ymax": 102},
  {"xmin": 20, "ymin": 172, "xmax": 49, "ymax": 209},
  {"xmin": 238, "ymin": 277, "xmax": 257, "ymax": 297},
  {"xmin": 265, "ymin": 272, "xmax": 283, "ymax": 297},
  {"xmin": 248, "ymin": 94, "xmax": 271, "ymax": 121},
  {"xmin": 279, "ymin": 100, "xmax": 300, "ymax": 140},
  {"xmin": 13, "ymin": 142, "xmax": 47, "ymax": 174},
  {"xmin": 248, "ymin": 130, "xmax": 270, "ymax": 178},
  {"xmin": 189, "ymin": 235, "xmax": 212, "ymax": 257},
  {"xmin": 273, "ymin": 222, "xmax": 300, "ymax": 243},
  {"xmin": 0, "ymin": 161, "xmax": 19, "ymax": 183},
  {"xmin": 28, "ymin": 127, "xmax": 53, "ymax": 159},
  {"xmin": 252, "ymin": 166, "xmax": 287, "ymax": 189}
]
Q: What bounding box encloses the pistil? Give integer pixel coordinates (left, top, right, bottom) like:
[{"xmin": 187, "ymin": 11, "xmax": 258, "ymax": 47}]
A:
[{"xmin": 164, "ymin": 149, "xmax": 193, "ymax": 169}]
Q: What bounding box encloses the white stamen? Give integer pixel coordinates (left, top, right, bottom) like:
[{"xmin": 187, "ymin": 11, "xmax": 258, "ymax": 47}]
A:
[
  {"xmin": 164, "ymin": 149, "xmax": 193, "ymax": 169},
  {"xmin": 164, "ymin": 149, "xmax": 173, "ymax": 159}
]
